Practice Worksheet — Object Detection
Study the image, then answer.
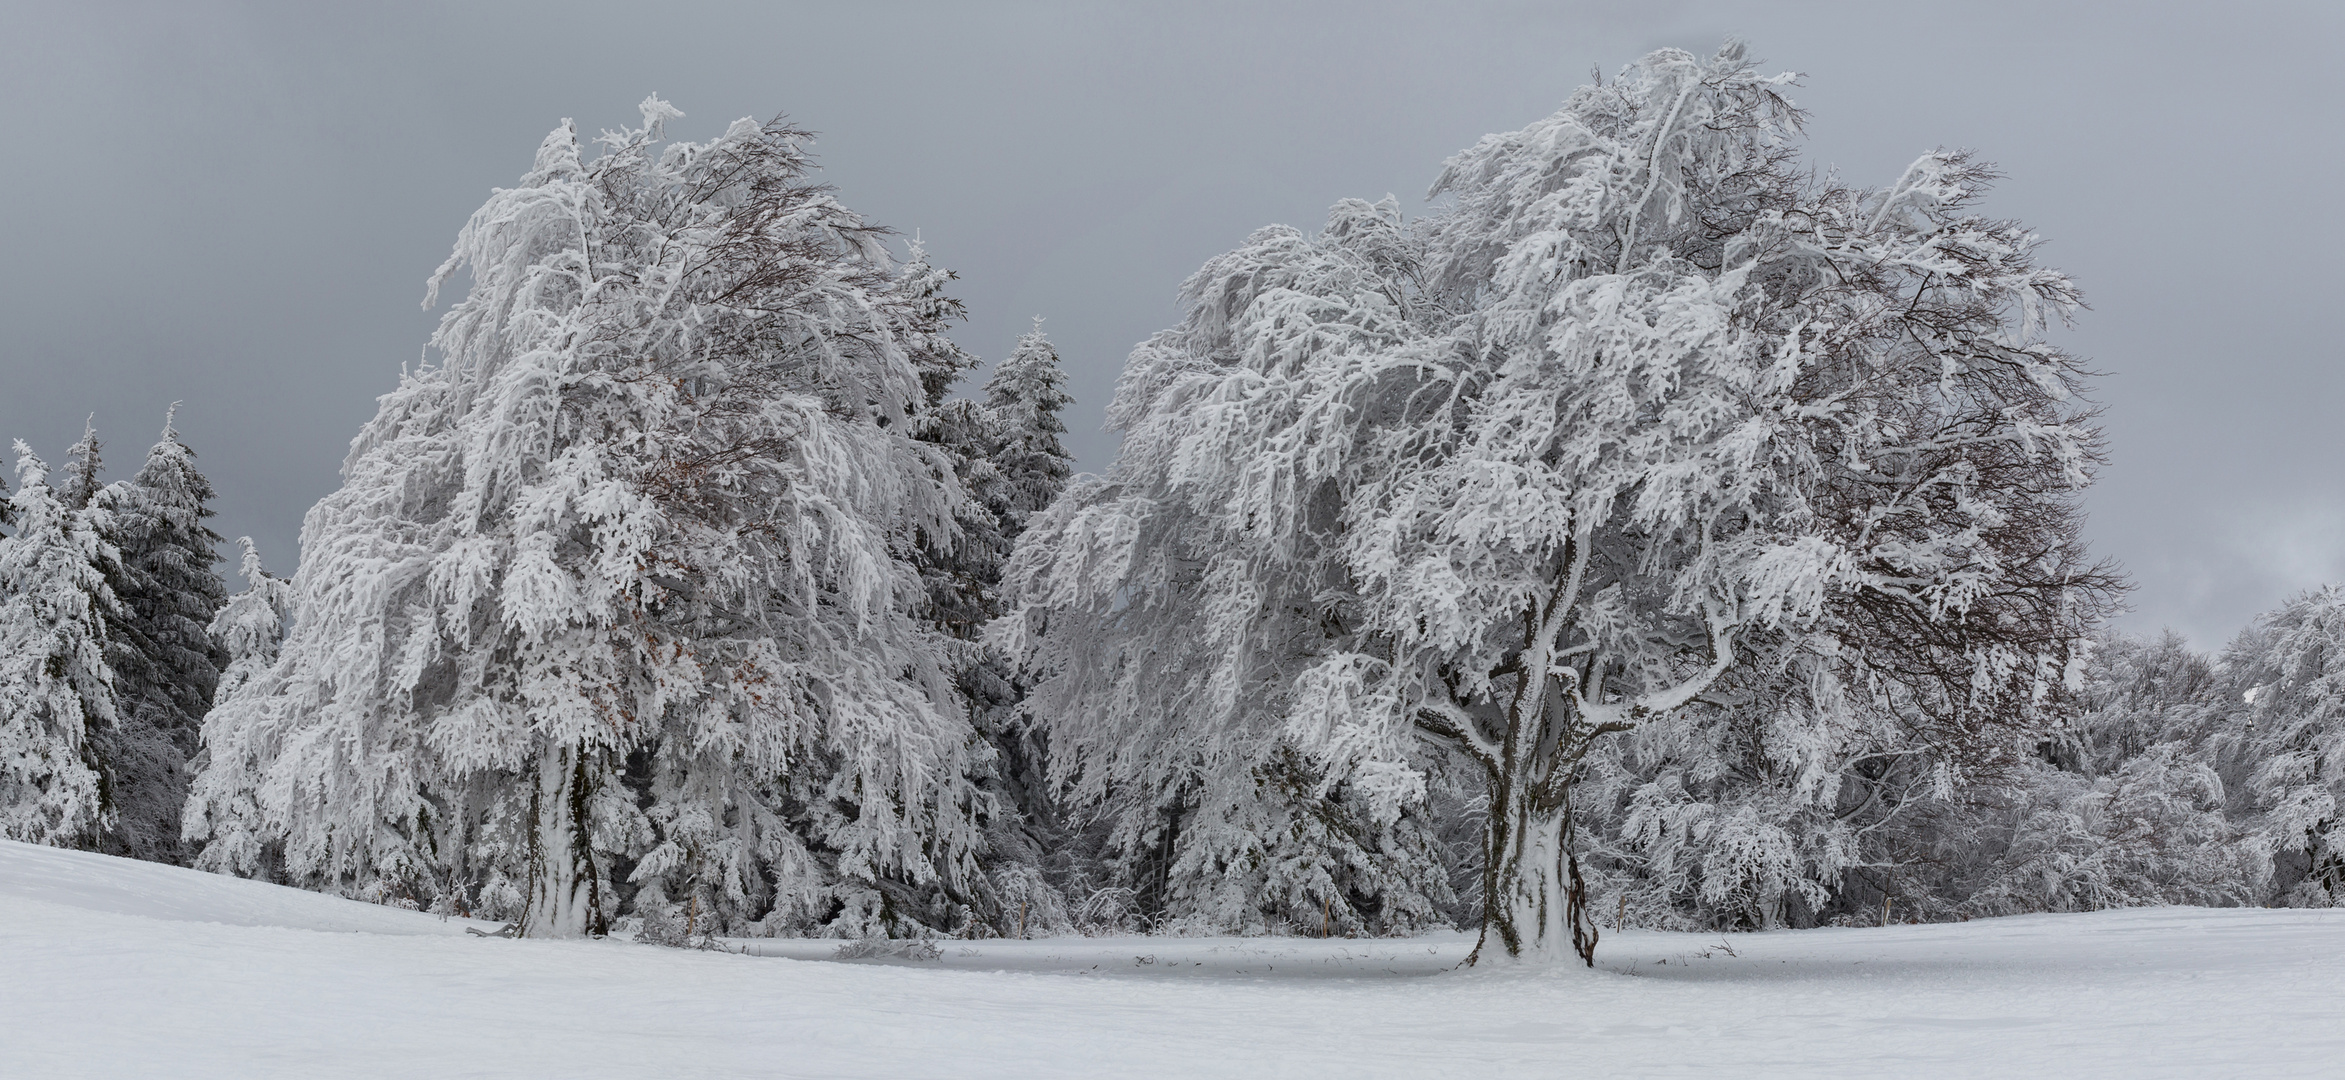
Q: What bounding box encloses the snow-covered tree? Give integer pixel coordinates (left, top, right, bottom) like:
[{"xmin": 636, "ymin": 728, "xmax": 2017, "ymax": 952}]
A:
[
  {"xmin": 909, "ymin": 320, "xmax": 1072, "ymax": 639},
  {"xmin": 0, "ymin": 443, "xmax": 120, "ymax": 846},
  {"xmin": 1912, "ymin": 630, "xmax": 2263, "ymax": 916},
  {"xmin": 205, "ymin": 537, "xmax": 293, "ymax": 707},
  {"xmin": 1951, "ymin": 745, "xmax": 2266, "ymax": 915},
  {"xmin": 2223, "ymin": 588, "xmax": 2345, "ymax": 905},
  {"xmin": 83, "ymin": 409, "xmax": 229, "ymax": 863},
  {"xmin": 1571, "ymin": 628, "xmax": 2255, "ymax": 932},
  {"xmin": 1000, "ymin": 44, "xmax": 2112, "ymax": 961},
  {"xmin": 964, "ymin": 323, "xmax": 1085, "ymax": 933},
  {"xmin": 180, "ymin": 536, "xmax": 292, "ymax": 875},
  {"xmin": 901, "ymin": 251, "xmax": 997, "ymax": 648},
  {"xmin": 57, "ymin": 418, "xmax": 105, "ymax": 515},
  {"xmin": 972, "ymin": 322, "xmax": 1079, "ymax": 924},
  {"xmin": 994, "ymin": 199, "xmax": 1466, "ymax": 937},
  {"xmin": 982, "ymin": 321, "xmax": 1075, "ymax": 536},
  {"xmin": 187, "ymin": 100, "xmax": 988, "ymax": 938},
  {"xmin": 895, "ymin": 316, "xmax": 1084, "ymax": 936},
  {"xmin": 1569, "ymin": 642, "xmax": 1894, "ymax": 930}
]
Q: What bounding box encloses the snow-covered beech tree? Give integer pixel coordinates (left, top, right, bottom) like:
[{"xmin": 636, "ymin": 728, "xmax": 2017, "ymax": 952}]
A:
[
  {"xmin": 1571, "ymin": 629, "xmax": 2255, "ymax": 932},
  {"xmin": 1569, "ymin": 642, "xmax": 1896, "ymax": 931},
  {"xmin": 2223, "ymin": 588, "xmax": 2345, "ymax": 905},
  {"xmin": 187, "ymin": 100, "xmax": 988, "ymax": 938},
  {"xmin": 1914, "ymin": 630, "xmax": 2264, "ymax": 916},
  {"xmin": 994, "ymin": 199, "xmax": 1466, "ymax": 937},
  {"xmin": 81, "ymin": 410, "xmax": 229, "ymax": 864},
  {"xmin": 2061, "ymin": 631, "xmax": 2227, "ymax": 773},
  {"xmin": 1000, "ymin": 44, "xmax": 2112, "ymax": 962},
  {"xmin": 0, "ymin": 443, "xmax": 120, "ymax": 846},
  {"xmin": 1949, "ymin": 746, "xmax": 2266, "ymax": 915}
]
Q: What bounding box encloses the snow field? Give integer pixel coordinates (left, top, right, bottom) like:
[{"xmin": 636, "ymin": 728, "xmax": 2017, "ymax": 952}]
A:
[{"xmin": 4, "ymin": 840, "xmax": 2340, "ymax": 1079}]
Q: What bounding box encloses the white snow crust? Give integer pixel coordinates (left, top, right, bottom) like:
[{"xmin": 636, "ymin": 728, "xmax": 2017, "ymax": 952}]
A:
[{"xmin": 5, "ymin": 840, "xmax": 2339, "ymax": 1078}]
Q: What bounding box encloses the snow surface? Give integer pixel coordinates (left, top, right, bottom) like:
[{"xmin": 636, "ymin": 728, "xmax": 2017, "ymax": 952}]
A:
[{"xmin": 5, "ymin": 840, "xmax": 2340, "ymax": 1079}]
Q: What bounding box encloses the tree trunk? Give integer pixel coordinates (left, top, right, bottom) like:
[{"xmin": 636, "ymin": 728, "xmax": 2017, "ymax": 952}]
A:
[
  {"xmin": 522, "ymin": 743, "xmax": 605, "ymax": 938},
  {"xmin": 1471, "ymin": 759, "xmax": 1598, "ymax": 967},
  {"xmin": 1464, "ymin": 578, "xmax": 1604, "ymax": 967}
]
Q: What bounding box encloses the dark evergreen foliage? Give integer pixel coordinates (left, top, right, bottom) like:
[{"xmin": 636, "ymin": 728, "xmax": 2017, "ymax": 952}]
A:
[{"xmin": 88, "ymin": 412, "xmax": 228, "ymax": 863}]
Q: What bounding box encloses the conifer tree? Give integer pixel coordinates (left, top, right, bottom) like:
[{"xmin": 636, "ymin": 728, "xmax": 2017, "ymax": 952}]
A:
[
  {"xmin": 0, "ymin": 443, "xmax": 120, "ymax": 846},
  {"xmin": 968, "ymin": 323, "xmax": 1078, "ymax": 933},
  {"xmin": 87, "ymin": 409, "xmax": 228, "ymax": 863},
  {"xmin": 182, "ymin": 536, "xmax": 292, "ymax": 876},
  {"xmin": 51, "ymin": 418, "xmax": 161, "ymax": 856},
  {"xmin": 982, "ymin": 321, "xmax": 1074, "ymax": 536},
  {"xmin": 205, "ymin": 537, "xmax": 293, "ymax": 706},
  {"xmin": 891, "ymin": 316, "xmax": 1081, "ymax": 934},
  {"xmin": 58, "ymin": 418, "xmax": 103, "ymax": 514}
]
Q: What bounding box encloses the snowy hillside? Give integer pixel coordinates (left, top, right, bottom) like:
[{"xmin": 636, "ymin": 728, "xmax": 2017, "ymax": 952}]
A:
[{"xmin": 4, "ymin": 841, "xmax": 2340, "ymax": 1079}]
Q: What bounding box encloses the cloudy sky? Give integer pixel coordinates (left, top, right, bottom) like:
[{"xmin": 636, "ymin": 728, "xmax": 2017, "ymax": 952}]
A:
[{"xmin": 3, "ymin": 1, "xmax": 2338, "ymax": 646}]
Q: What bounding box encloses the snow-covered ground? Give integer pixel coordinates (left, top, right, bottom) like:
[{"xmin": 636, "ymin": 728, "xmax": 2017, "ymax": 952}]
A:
[{"xmin": 4, "ymin": 840, "xmax": 2338, "ymax": 1078}]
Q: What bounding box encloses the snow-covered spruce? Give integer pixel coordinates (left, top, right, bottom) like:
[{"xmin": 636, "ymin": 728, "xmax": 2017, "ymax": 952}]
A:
[
  {"xmin": 204, "ymin": 537, "xmax": 293, "ymax": 711},
  {"xmin": 973, "ymin": 325, "xmax": 1081, "ymax": 937},
  {"xmin": 0, "ymin": 443, "xmax": 120, "ymax": 846},
  {"xmin": 187, "ymin": 100, "xmax": 993, "ymax": 938},
  {"xmin": 980, "ymin": 321, "xmax": 1077, "ymax": 539},
  {"xmin": 999, "ymin": 44, "xmax": 2113, "ymax": 961},
  {"xmin": 83, "ymin": 410, "xmax": 229, "ymax": 865},
  {"xmin": 909, "ymin": 317, "xmax": 1083, "ymax": 935},
  {"xmin": 180, "ymin": 536, "xmax": 292, "ymax": 877}
]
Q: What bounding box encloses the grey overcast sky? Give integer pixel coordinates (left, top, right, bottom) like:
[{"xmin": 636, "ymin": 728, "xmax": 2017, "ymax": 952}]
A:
[{"xmin": 1, "ymin": 1, "xmax": 2338, "ymax": 647}]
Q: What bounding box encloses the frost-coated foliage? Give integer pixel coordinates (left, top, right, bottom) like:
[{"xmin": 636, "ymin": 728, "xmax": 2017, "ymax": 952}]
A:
[
  {"xmin": 1573, "ymin": 642, "xmax": 1888, "ymax": 931},
  {"xmin": 1864, "ymin": 605, "xmax": 2345, "ymax": 920},
  {"xmin": 2224, "ymin": 588, "xmax": 2345, "ymax": 905},
  {"xmin": 1899, "ymin": 627, "xmax": 2271, "ymax": 917},
  {"xmin": 1927, "ymin": 592, "xmax": 2345, "ymax": 915},
  {"xmin": 1001, "ymin": 44, "xmax": 2111, "ymax": 959},
  {"xmin": 0, "ymin": 444, "xmax": 119, "ymax": 846},
  {"xmin": 181, "ymin": 536, "xmax": 292, "ymax": 872},
  {"xmin": 205, "ymin": 537, "xmax": 293, "ymax": 708},
  {"xmin": 187, "ymin": 100, "xmax": 989, "ymax": 938},
  {"xmin": 1952, "ymin": 745, "xmax": 2266, "ymax": 915},
  {"xmin": 991, "ymin": 199, "xmax": 1463, "ymax": 936},
  {"xmin": 1572, "ymin": 630, "xmax": 2263, "ymax": 932},
  {"xmin": 1997, "ymin": 631, "xmax": 2265, "ymax": 911}
]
